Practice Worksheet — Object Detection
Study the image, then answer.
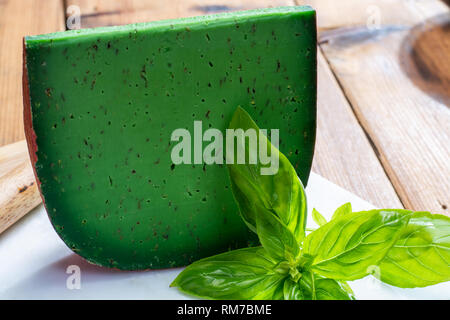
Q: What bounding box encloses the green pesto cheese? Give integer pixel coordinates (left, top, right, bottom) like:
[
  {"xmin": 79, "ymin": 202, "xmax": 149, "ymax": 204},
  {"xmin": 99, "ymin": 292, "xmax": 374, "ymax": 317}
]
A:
[{"xmin": 23, "ymin": 6, "xmax": 317, "ymax": 270}]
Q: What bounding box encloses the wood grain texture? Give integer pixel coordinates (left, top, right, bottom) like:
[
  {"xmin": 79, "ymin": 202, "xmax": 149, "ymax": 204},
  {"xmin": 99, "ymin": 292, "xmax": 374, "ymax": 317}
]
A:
[
  {"xmin": 299, "ymin": 0, "xmax": 450, "ymax": 214},
  {"xmin": 0, "ymin": 140, "xmax": 29, "ymax": 179},
  {"xmin": 400, "ymin": 13, "xmax": 450, "ymax": 106},
  {"xmin": 314, "ymin": 51, "xmax": 402, "ymax": 208},
  {"xmin": 298, "ymin": 0, "xmax": 448, "ymax": 31},
  {"xmin": 64, "ymin": 0, "xmax": 403, "ymax": 208},
  {"xmin": 65, "ymin": 0, "xmax": 291, "ymax": 28},
  {"xmin": 0, "ymin": 0, "xmax": 65, "ymax": 147},
  {"xmin": 0, "ymin": 142, "xmax": 40, "ymax": 235}
]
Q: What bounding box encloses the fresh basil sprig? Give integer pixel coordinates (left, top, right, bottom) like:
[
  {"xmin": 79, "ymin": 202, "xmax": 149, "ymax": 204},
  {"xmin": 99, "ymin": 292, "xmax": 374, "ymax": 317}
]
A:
[
  {"xmin": 227, "ymin": 107, "xmax": 307, "ymax": 247},
  {"xmin": 171, "ymin": 107, "xmax": 450, "ymax": 300}
]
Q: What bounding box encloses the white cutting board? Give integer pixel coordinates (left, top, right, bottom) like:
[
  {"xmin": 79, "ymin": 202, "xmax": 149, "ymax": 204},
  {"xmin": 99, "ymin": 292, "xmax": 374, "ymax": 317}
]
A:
[{"xmin": 0, "ymin": 172, "xmax": 448, "ymax": 300}]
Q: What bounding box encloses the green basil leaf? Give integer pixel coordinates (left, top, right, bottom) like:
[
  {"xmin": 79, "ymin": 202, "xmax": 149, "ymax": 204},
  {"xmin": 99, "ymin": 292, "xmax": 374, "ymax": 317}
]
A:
[
  {"xmin": 171, "ymin": 247, "xmax": 285, "ymax": 300},
  {"xmin": 339, "ymin": 280, "xmax": 355, "ymax": 297},
  {"xmin": 314, "ymin": 278, "xmax": 355, "ymax": 300},
  {"xmin": 296, "ymin": 271, "xmax": 354, "ymax": 300},
  {"xmin": 227, "ymin": 107, "xmax": 307, "ymax": 242},
  {"xmin": 378, "ymin": 211, "xmax": 450, "ymax": 288},
  {"xmin": 312, "ymin": 208, "xmax": 327, "ymax": 226},
  {"xmin": 332, "ymin": 202, "xmax": 352, "ymax": 220},
  {"xmin": 283, "ymin": 278, "xmax": 304, "ymax": 300},
  {"xmin": 255, "ymin": 205, "xmax": 300, "ymax": 262},
  {"xmin": 303, "ymin": 209, "xmax": 413, "ymax": 280}
]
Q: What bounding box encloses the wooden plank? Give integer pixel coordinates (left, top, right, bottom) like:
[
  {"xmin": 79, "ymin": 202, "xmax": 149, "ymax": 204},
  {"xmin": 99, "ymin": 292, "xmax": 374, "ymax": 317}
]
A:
[
  {"xmin": 0, "ymin": 141, "xmax": 41, "ymax": 235},
  {"xmin": 65, "ymin": 0, "xmax": 403, "ymax": 208},
  {"xmin": 0, "ymin": 140, "xmax": 29, "ymax": 179},
  {"xmin": 299, "ymin": 0, "xmax": 450, "ymax": 214},
  {"xmin": 0, "ymin": 0, "xmax": 65, "ymax": 147},
  {"xmin": 0, "ymin": 159, "xmax": 41, "ymax": 235},
  {"xmin": 65, "ymin": 0, "xmax": 292, "ymax": 27},
  {"xmin": 314, "ymin": 51, "xmax": 402, "ymax": 208}
]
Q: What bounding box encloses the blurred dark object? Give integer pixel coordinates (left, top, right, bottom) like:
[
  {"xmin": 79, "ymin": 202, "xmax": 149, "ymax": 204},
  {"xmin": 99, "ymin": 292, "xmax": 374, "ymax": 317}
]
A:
[{"xmin": 401, "ymin": 13, "xmax": 450, "ymax": 106}]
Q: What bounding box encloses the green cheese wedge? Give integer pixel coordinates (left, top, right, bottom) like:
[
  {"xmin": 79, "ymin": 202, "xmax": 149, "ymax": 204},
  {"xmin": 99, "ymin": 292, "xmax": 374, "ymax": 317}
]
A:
[{"xmin": 23, "ymin": 6, "xmax": 317, "ymax": 270}]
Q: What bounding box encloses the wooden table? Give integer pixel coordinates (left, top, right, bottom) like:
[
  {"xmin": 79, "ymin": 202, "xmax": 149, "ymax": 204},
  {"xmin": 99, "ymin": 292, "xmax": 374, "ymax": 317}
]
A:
[{"xmin": 0, "ymin": 0, "xmax": 449, "ymax": 229}]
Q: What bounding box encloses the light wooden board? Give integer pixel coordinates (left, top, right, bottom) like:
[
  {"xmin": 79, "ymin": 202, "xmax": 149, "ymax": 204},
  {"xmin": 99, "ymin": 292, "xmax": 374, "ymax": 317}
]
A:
[
  {"xmin": 64, "ymin": 0, "xmax": 403, "ymax": 208},
  {"xmin": 298, "ymin": 0, "xmax": 450, "ymax": 214},
  {"xmin": 65, "ymin": 0, "xmax": 292, "ymax": 28},
  {"xmin": 0, "ymin": 0, "xmax": 65, "ymax": 147},
  {"xmin": 0, "ymin": 160, "xmax": 41, "ymax": 234},
  {"xmin": 0, "ymin": 141, "xmax": 41, "ymax": 235},
  {"xmin": 314, "ymin": 51, "xmax": 402, "ymax": 208},
  {"xmin": 0, "ymin": 140, "xmax": 29, "ymax": 179}
]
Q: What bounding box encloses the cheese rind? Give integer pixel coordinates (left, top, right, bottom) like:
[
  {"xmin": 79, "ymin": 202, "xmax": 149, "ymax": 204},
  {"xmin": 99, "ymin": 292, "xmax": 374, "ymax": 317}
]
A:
[{"xmin": 23, "ymin": 6, "xmax": 317, "ymax": 270}]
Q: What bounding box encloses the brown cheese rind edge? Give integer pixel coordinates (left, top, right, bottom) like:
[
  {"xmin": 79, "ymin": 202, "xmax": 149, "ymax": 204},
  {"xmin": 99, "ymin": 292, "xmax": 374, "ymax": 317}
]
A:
[{"xmin": 22, "ymin": 38, "xmax": 46, "ymax": 208}]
